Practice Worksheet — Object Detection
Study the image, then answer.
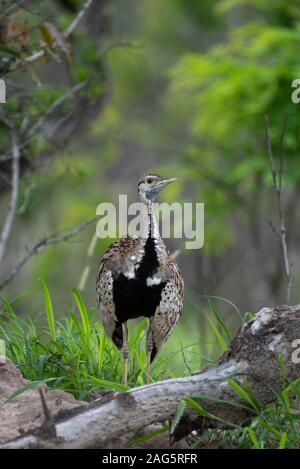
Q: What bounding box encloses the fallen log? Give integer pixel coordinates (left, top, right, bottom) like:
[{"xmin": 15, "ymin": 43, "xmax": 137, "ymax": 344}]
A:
[{"xmin": 1, "ymin": 304, "xmax": 300, "ymax": 448}]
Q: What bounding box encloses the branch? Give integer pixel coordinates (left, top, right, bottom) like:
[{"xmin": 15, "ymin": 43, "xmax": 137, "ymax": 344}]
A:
[
  {"xmin": 64, "ymin": 0, "xmax": 94, "ymax": 37},
  {"xmin": 0, "ymin": 81, "xmax": 87, "ymax": 164},
  {"xmin": 17, "ymin": 0, "xmax": 94, "ymax": 66},
  {"xmin": 1, "ymin": 304, "xmax": 300, "ymax": 448},
  {"xmin": 0, "ymin": 216, "xmax": 98, "ymax": 290},
  {"xmin": 0, "ymin": 124, "xmax": 20, "ymax": 264},
  {"xmin": 26, "ymin": 81, "xmax": 87, "ymax": 139},
  {"xmin": 264, "ymin": 115, "xmax": 292, "ymax": 303}
]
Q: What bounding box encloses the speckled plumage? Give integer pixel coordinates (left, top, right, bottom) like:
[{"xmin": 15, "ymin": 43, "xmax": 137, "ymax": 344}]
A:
[{"xmin": 96, "ymin": 173, "xmax": 184, "ymax": 381}]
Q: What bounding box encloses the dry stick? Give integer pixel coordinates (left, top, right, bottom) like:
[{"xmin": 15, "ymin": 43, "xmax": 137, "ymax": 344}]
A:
[
  {"xmin": 38, "ymin": 385, "xmax": 57, "ymax": 438},
  {"xmin": 0, "ymin": 126, "xmax": 20, "ymax": 264},
  {"xmin": 64, "ymin": 0, "xmax": 94, "ymax": 37},
  {"xmin": 0, "ymin": 216, "xmax": 98, "ymax": 291},
  {"xmin": 264, "ymin": 115, "xmax": 292, "ymax": 303},
  {"xmin": 26, "ymin": 81, "xmax": 87, "ymax": 139}
]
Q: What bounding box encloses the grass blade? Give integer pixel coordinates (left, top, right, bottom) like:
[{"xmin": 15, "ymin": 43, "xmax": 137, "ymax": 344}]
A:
[
  {"xmin": 0, "ymin": 377, "xmax": 64, "ymax": 408},
  {"xmin": 98, "ymin": 328, "xmax": 107, "ymax": 372},
  {"xmin": 247, "ymin": 427, "xmax": 260, "ymax": 449},
  {"xmin": 41, "ymin": 279, "xmax": 56, "ymax": 341},
  {"xmin": 126, "ymin": 427, "xmax": 168, "ymax": 448},
  {"xmin": 279, "ymin": 432, "xmax": 287, "ymax": 449},
  {"xmin": 208, "ymin": 298, "xmax": 233, "ymax": 341},
  {"xmin": 204, "ymin": 309, "xmax": 227, "ymax": 352},
  {"xmin": 184, "ymin": 397, "xmax": 224, "ymax": 422},
  {"xmin": 170, "ymin": 400, "xmax": 186, "ymax": 434},
  {"xmin": 86, "ymin": 375, "xmax": 129, "ymax": 391},
  {"xmin": 72, "ymin": 288, "xmax": 91, "ymax": 350},
  {"xmin": 228, "ymin": 378, "xmax": 259, "ymax": 411}
]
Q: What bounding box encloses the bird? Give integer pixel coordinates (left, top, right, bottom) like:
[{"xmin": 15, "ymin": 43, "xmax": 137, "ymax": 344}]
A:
[{"xmin": 96, "ymin": 173, "xmax": 184, "ymax": 384}]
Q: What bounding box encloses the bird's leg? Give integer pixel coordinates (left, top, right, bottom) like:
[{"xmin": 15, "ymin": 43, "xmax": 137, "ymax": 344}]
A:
[
  {"xmin": 122, "ymin": 322, "xmax": 129, "ymax": 385},
  {"xmin": 146, "ymin": 317, "xmax": 153, "ymax": 384}
]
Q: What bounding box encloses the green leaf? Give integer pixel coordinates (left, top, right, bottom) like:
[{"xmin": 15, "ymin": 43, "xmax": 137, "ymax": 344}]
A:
[
  {"xmin": 247, "ymin": 427, "xmax": 260, "ymax": 449},
  {"xmin": 204, "ymin": 309, "xmax": 227, "ymax": 352},
  {"xmin": 126, "ymin": 427, "xmax": 168, "ymax": 448},
  {"xmin": 0, "ymin": 377, "xmax": 64, "ymax": 408},
  {"xmin": 279, "ymin": 354, "xmax": 286, "ymax": 386},
  {"xmin": 260, "ymin": 420, "xmax": 280, "ymax": 438},
  {"xmin": 98, "ymin": 329, "xmax": 107, "ymax": 372},
  {"xmin": 170, "ymin": 400, "xmax": 186, "ymax": 434},
  {"xmin": 187, "ymin": 392, "xmax": 251, "ymax": 412},
  {"xmin": 72, "ymin": 288, "xmax": 91, "ymax": 350},
  {"xmin": 86, "ymin": 375, "xmax": 129, "ymax": 392},
  {"xmin": 208, "ymin": 298, "xmax": 233, "ymax": 340},
  {"xmin": 243, "ymin": 380, "xmax": 261, "ymax": 412},
  {"xmin": 227, "ymin": 378, "xmax": 258, "ymax": 411},
  {"xmin": 279, "ymin": 432, "xmax": 287, "ymax": 449},
  {"xmin": 41, "ymin": 279, "xmax": 56, "ymax": 341},
  {"xmin": 184, "ymin": 397, "xmax": 224, "ymax": 422},
  {"xmin": 281, "ymin": 388, "xmax": 290, "ymax": 411},
  {"xmin": 244, "ymin": 311, "xmax": 255, "ymax": 322},
  {"xmin": 38, "ymin": 354, "xmax": 48, "ymax": 380},
  {"xmin": 0, "ymin": 297, "xmax": 15, "ymax": 317}
]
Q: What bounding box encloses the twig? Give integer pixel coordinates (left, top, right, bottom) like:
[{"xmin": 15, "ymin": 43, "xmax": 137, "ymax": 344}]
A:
[
  {"xmin": 268, "ymin": 220, "xmax": 280, "ymax": 240},
  {"xmin": 264, "ymin": 115, "xmax": 292, "ymax": 303},
  {"xmin": 180, "ymin": 344, "xmax": 192, "ymax": 376},
  {"xmin": 279, "ymin": 115, "xmax": 288, "ymax": 192},
  {"xmin": 0, "ymin": 81, "xmax": 87, "ymax": 164},
  {"xmin": 0, "ymin": 216, "xmax": 98, "ymax": 290},
  {"xmin": 64, "ymin": 0, "xmax": 94, "ymax": 37},
  {"xmin": 38, "ymin": 385, "xmax": 56, "ymax": 438},
  {"xmin": 0, "ymin": 122, "xmax": 20, "ymax": 264},
  {"xmin": 27, "ymin": 80, "xmax": 87, "ymax": 138},
  {"xmin": 20, "ymin": 0, "xmax": 94, "ymax": 65}
]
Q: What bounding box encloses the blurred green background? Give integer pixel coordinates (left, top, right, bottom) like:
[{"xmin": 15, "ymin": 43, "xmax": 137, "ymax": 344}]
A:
[{"xmin": 1, "ymin": 0, "xmax": 300, "ymax": 373}]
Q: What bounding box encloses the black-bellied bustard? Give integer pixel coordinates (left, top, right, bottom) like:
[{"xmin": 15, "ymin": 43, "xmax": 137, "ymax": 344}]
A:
[{"xmin": 96, "ymin": 173, "xmax": 184, "ymax": 384}]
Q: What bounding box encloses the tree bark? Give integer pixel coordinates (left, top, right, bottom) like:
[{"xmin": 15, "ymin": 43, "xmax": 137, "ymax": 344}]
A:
[{"xmin": 1, "ymin": 304, "xmax": 300, "ymax": 449}]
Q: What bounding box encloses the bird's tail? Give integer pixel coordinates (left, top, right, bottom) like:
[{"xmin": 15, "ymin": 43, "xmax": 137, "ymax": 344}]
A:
[{"xmin": 112, "ymin": 321, "xmax": 123, "ymax": 349}]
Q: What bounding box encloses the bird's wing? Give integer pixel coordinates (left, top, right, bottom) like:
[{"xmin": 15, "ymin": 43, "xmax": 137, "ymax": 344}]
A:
[
  {"xmin": 96, "ymin": 235, "xmax": 141, "ymax": 340},
  {"xmin": 97, "ymin": 267, "xmax": 116, "ymax": 339},
  {"xmin": 150, "ymin": 258, "xmax": 184, "ymax": 362}
]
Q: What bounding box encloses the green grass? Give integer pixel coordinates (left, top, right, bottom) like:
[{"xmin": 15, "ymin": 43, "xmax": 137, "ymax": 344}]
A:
[
  {"xmin": 182, "ymin": 384, "xmax": 300, "ymax": 449},
  {"xmin": 1, "ymin": 288, "xmax": 299, "ymax": 448},
  {"xmin": 0, "ymin": 285, "xmax": 195, "ymax": 400},
  {"xmin": 171, "ymin": 299, "xmax": 300, "ymax": 449},
  {"xmin": 170, "ymin": 379, "xmax": 300, "ymax": 449}
]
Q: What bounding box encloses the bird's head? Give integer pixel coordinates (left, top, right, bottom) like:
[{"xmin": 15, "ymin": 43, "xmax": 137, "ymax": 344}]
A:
[{"xmin": 138, "ymin": 173, "xmax": 178, "ymax": 202}]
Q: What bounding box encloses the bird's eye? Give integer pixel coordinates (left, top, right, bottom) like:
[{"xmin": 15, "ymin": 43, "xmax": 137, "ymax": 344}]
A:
[{"xmin": 147, "ymin": 178, "xmax": 153, "ymax": 184}]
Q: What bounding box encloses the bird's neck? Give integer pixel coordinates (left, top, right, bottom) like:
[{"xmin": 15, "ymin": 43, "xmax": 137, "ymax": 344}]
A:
[
  {"xmin": 141, "ymin": 199, "xmax": 166, "ymax": 267},
  {"xmin": 144, "ymin": 200, "xmax": 159, "ymax": 241},
  {"xmin": 132, "ymin": 200, "xmax": 162, "ymax": 279}
]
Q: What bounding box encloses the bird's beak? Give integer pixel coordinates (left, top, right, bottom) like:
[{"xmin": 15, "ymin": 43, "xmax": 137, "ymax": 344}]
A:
[
  {"xmin": 164, "ymin": 177, "xmax": 178, "ymax": 184},
  {"xmin": 155, "ymin": 177, "xmax": 178, "ymax": 193},
  {"xmin": 160, "ymin": 177, "xmax": 178, "ymax": 186}
]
